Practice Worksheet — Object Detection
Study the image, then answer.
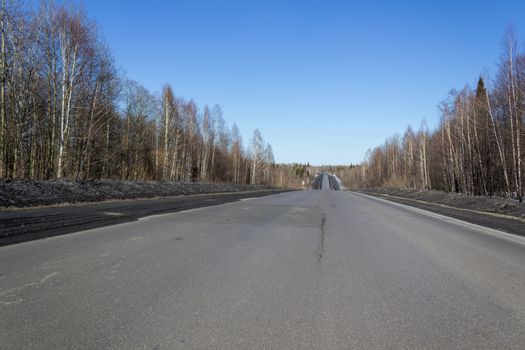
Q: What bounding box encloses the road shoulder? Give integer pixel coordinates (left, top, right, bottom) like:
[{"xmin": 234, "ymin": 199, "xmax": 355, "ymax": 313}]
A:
[
  {"xmin": 0, "ymin": 189, "xmax": 291, "ymax": 246},
  {"xmin": 351, "ymin": 190, "xmax": 525, "ymax": 238}
]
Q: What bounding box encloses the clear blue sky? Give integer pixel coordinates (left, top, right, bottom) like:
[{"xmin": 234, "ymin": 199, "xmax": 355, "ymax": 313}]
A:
[{"xmin": 80, "ymin": 0, "xmax": 524, "ymax": 165}]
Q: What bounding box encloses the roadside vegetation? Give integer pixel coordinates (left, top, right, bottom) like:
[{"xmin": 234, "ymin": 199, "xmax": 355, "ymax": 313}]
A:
[
  {"xmin": 0, "ymin": 0, "xmax": 309, "ymax": 189},
  {"xmin": 347, "ymin": 28, "xmax": 525, "ymax": 203}
]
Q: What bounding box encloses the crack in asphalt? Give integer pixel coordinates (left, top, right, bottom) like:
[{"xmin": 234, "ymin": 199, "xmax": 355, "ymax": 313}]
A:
[{"xmin": 318, "ymin": 211, "xmax": 327, "ymax": 264}]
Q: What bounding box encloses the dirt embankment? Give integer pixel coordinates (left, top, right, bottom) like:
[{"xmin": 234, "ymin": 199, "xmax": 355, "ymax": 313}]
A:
[
  {"xmin": 358, "ymin": 187, "xmax": 525, "ymax": 237},
  {"xmin": 0, "ymin": 179, "xmax": 277, "ymax": 209}
]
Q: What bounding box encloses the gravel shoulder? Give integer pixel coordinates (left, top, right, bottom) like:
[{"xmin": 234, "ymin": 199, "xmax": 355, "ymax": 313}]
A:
[
  {"xmin": 357, "ymin": 188, "xmax": 525, "ymax": 237},
  {"xmin": 0, "ymin": 179, "xmax": 292, "ymax": 246}
]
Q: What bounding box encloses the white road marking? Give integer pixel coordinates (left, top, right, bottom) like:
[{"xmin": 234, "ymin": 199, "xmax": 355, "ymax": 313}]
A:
[
  {"xmin": 348, "ymin": 191, "xmax": 525, "ymax": 247},
  {"xmin": 103, "ymin": 212, "xmax": 123, "ymax": 216}
]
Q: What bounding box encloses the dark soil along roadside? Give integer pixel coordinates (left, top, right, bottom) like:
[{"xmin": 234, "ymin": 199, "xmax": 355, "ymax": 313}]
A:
[
  {"xmin": 0, "ymin": 189, "xmax": 291, "ymax": 246},
  {"xmin": 358, "ymin": 188, "xmax": 525, "ymax": 237},
  {"xmin": 0, "ymin": 179, "xmax": 277, "ymax": 208}
]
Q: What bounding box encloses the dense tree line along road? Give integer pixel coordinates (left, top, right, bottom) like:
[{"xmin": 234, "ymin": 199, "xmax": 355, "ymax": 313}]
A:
[
  {"xmin": 0, "ymin": 1, "xmax": 314, "ymax": 189},
  {"xmin": 1, "ymin": 174, "xmax": 525, "ymax": 349}
]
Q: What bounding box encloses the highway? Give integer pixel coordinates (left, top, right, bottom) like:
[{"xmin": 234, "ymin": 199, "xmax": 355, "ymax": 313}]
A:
[{"xmin": 1, "ymin": 174, "xmax": 525, "ymax": 349}]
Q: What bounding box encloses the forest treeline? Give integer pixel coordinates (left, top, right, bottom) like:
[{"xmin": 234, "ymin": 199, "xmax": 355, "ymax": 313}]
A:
[
  {"xmin": 348, "ymin": 28, "xmax": 525, "ymax": 202},
  {"xmin": 0, "ymin": 0, "xmax": 309, "ymax": 187}
]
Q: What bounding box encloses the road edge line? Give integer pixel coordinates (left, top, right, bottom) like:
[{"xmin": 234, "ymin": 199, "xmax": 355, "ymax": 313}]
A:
[{"xmin": 347, "ymin": 191, "xmax": 525, "ymax": 246}]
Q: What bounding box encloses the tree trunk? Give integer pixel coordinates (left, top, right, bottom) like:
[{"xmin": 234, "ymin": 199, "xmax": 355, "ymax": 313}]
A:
[{"xmin": 0, "ymin": 0, "xmax": 6, "ymax": 177}]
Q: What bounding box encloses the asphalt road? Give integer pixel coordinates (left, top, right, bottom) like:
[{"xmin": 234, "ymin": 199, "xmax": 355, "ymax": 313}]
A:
[{"xmin": 2, "ymin": 175, "xmax": 525, "ymax": 349}]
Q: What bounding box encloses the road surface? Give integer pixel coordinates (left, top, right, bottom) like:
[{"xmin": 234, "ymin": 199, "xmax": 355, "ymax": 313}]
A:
[{"xmin": 2, "ymin": 175, "xmax": 525, "ymax": 349}]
